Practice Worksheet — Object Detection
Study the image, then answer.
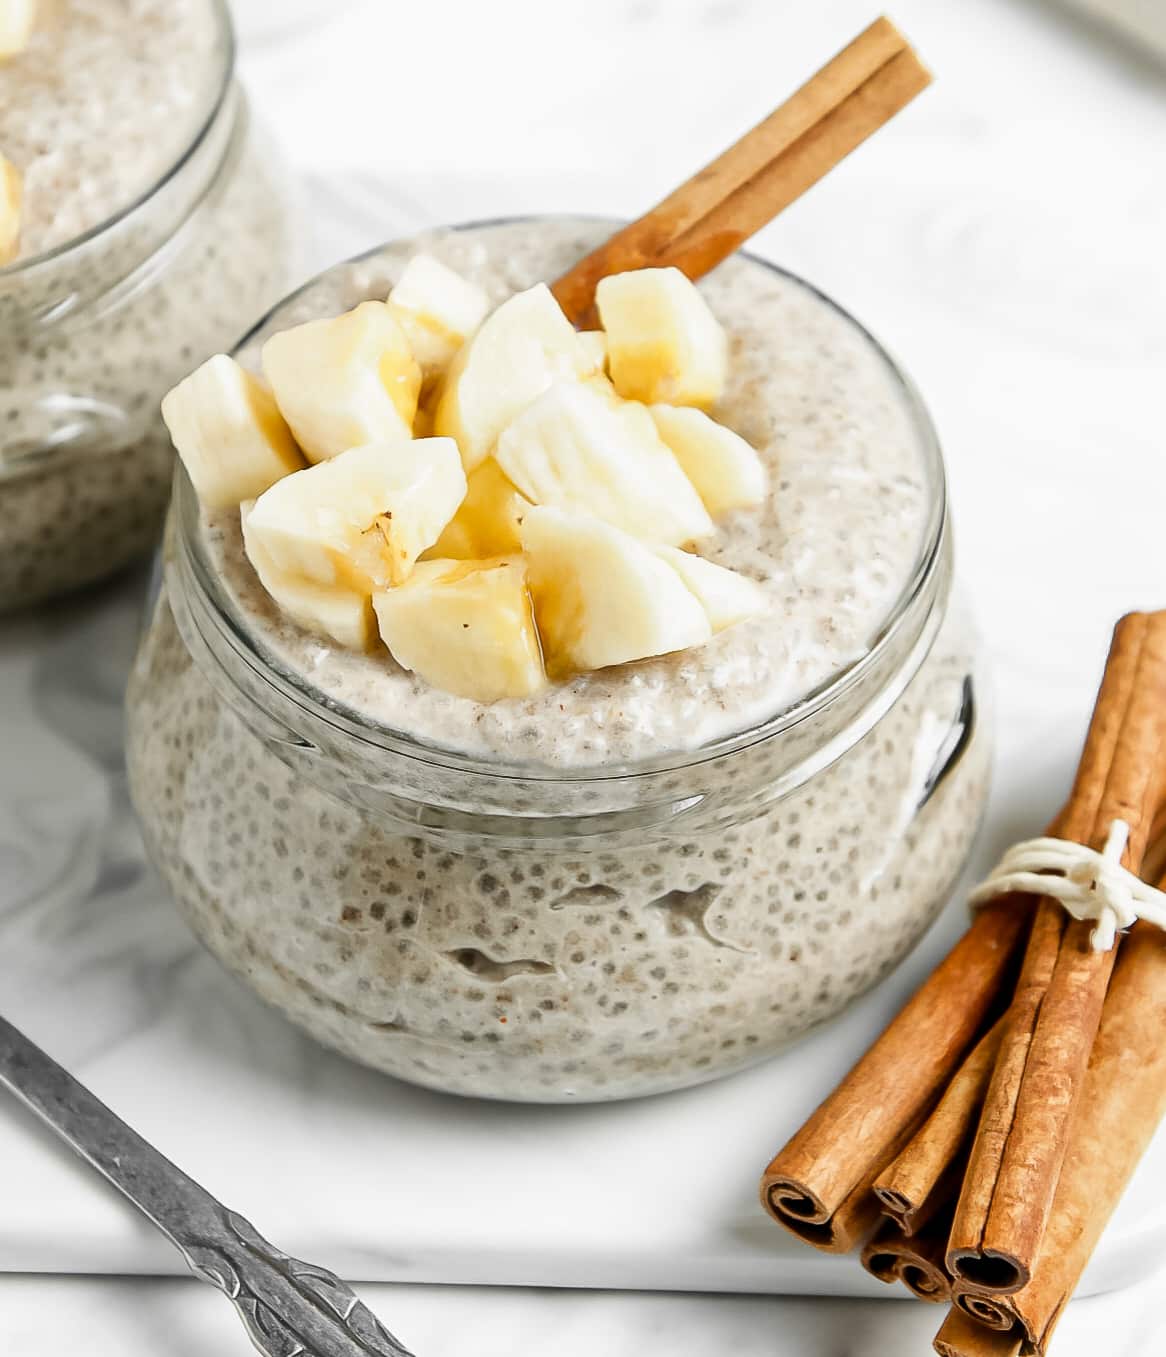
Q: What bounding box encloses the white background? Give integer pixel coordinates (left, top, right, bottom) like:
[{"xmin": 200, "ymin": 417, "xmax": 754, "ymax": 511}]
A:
[{"xmin": 2, "ymin": 0, "xmax": 1165, "ymax": 1352}]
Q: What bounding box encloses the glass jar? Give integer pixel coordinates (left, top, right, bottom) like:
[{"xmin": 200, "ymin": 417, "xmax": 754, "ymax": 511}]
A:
[
  {"xmin": 125, "ymin": 241, "xmax": 991, "ymax": 1104},
  {"xmin": 0, "ymin": 0, "xmax": 302, "ymax": 611}
]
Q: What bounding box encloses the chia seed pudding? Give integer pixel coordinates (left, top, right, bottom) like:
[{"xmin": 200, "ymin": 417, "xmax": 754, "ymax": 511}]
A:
[
  {"xmin": 0, "ymin": 0, "xmax": 301, "ymax": 610},
  {"xmin": 126, "ymin": 218, "xmax": 990, "ymax": 1102}
]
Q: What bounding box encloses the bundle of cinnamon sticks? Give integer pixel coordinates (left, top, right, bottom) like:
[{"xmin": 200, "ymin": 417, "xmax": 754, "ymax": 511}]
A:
[{"xmin": 761, "ymin": 612, "xmax": 1166, "ymax": 1355}]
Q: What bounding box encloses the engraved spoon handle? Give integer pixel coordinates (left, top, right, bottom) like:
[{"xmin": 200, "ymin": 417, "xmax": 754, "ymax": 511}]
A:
[{"xmin": 0, "ymin": 1015, "xmax": 414, "ymax": 1357}]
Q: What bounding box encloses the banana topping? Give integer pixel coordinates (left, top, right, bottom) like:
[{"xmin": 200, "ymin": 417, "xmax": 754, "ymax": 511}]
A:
[
  {"xmin": 654, "ymin": 545, "xmax": 768, "ymax": 631},
  {"xmin": 596, "ymin": 267, "xmax": 728, "ymax": 408},
  {"xmin": 261, "ymin": 301, "xmax": 421, "ymax": 463},
  {"xmin": 387, "ymin": 253, "xmax": 490, "ymax": 383},
  {"xmin": 244, "ymin": 438, "xmax": 465, "ymax": 591},
  {"xmin": 162, "ymin": 256, "xmax": 769, "ymax": 704},
  {"xmin": 648, "ymin": 404, "xmax": 766, "ymax": 517},
  {"xmin": 522, "ymin": 506, "xmax": 712, "ymax": 676},
  {"xmin": 241, "ymin": 500, "xmax": 377, "ymax": 653},
  {"xmin": 433, "ymin": 282, "xmax": 596, "ymax": 471},
  {"xmin": 373, "ymin": 556, "xmax": 546, "ymax": 702},
  {"xmin": 162, "ymin": 354, "xmax": 304, "ymax": 509},
  {"xmin": 0, "ymin": 0, "xmax": 36, "ymax": 60},
  {"xmin": 495, "ymin": 379, "xmax": 714, "ymax": 547},
  {"xmin": 425, "ymin": 458, "xmax": 531, "ymax": 561}
]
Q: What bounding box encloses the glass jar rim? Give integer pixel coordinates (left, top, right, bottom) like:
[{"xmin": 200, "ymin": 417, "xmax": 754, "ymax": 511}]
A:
[
  {"xmin": 0, "ymin": 0, "xmax": 235, "ymax": 280},
  {"xmin": 175, "ymin": 216, "xmax": 949, "ymax": 786}
]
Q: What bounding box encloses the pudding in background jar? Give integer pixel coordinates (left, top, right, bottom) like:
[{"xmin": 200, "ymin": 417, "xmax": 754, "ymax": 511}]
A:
[
  {"xmin": 0, "ymin": 0, "xmax": 302, "ymax": 611},
  {"xmin": 127, "ymin": 217, "xmax": 991, "ymax": 1102}
]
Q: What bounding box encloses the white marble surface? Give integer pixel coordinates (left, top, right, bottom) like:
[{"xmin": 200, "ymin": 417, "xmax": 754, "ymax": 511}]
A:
[
  {"xmin": 0, "ymin": 1269, "xmax": 1164, "ymax": 1357},
  {"xmin": 2, "ymin": 0, "xmax": 1166, "ymax": 1351}
]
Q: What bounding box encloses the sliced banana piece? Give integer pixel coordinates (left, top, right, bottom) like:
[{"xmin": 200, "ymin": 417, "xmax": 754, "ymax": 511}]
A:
[
  {"xmin": 0, "ymin": 0, "xmax": 36, "ymax": 59},
  {"xmin": 521, "ymin": 506, "xmax": 711, "ymax": 676},
  {"xmin": 596, "ymin": 267, "xmax": 727, "ymax": 408},
  {"xmin": 241, "ymin": 502, "xmax": 376, "ymax": 651},
  {"xmin": 261, "ymin": 301, "xmax": 421, "ymax": 463},
  {"xmin": 433, "ymin": 283, "xmax": 593, "ymax": 472},
  {"xmin": 426, "ymin": 457, "xmax": 531, "ymax": 560},
  {"xmin": 245, "ymin": 437, "xmax": 466, "ymax": 591},
  {"xmin": 495, "ymin": 380, "xmax": 713, "ymax": 547},
  {"xmin": 576, "ymin": 329, "xmax": 608, "ymax": 375},
  {"xmin": 655, "ymin": 546, "xmax": 767, "ymax": 631},
  {"xmin": 387, "ymin": 253, "xmax": 491, "ymax": 384},
  {"xmin": 649, "ymin": 404, "xmax": 766, "ymax": 516},
  {"xmin": 374, "ymin": 556, "xmax": 546, "ymax": 702},
  {"xmin": 161, "ymin": 354, "xmax": 305, "ymax": 509},
  {"xmin": 0, "ymin": 152, "xmax": 21, "ymax": 265}
]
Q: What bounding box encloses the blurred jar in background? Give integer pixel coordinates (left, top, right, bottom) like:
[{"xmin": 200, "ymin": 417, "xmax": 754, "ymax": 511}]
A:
[{"xmin": 0, "ymin": 0, "xmax": 303, "ymax": 611}]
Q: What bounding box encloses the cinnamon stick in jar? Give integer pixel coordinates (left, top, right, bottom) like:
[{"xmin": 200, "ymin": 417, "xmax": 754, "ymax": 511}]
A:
[
  {"xmin": 941, "ymin": 918, "xmax": 1166, "ymax": 1355},
  {"xmin": 948, "ymin": 611, "xmax": 1166, "ymax": 1295},
  {"xmin": 759, "ymin": 899, "xmax": 1028, "ymax": 1252},
  {"xmin": 551, "ymin": 17, "xmax": 931, "ymax": 324}
]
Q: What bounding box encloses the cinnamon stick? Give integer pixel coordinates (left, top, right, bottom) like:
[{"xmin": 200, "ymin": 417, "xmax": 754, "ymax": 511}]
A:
[
  {"xmin": 759, "ymin": 899, "xmax": 1028, "ymax": 1252},
  {"xmin": 874, "ymin": 1016, "xmax": 1006, "ymax": 1234},
  {"xmin": 1141, "ymin": 795, "xmax": 1166, "ymax": 882},
  {"xmin": 944, "ymin": 918, "xmax": 1166, "ymax": 1355},
  {"xmin": 551, "ymin": 16, "xmax": 931, "ymax": 324},
  {"xmin": 861, "ymin": 1208, "xmax": 955, "ymax": 1303},
  {"xmin": 948, "ymin": 612, "xmax": 1166, "ymax": 1294},
  {"xmin": 933, "ymin": 1308, "xmax": 1020, "ymax": 1357}
]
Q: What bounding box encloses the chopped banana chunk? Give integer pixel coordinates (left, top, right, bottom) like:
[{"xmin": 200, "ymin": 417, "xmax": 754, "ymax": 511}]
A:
[
  {"xmin": 426, "ymin": 458, "xmax": 531, "ymax": 560},
  {"xmin": 0, "ymin": 0, "xmax": 35, "ymax": 59},
  {"xmin": 596, "ymin": 267, "xmax": 727, "ymax": 408},
  {"xmin": 495, "ymin": 379, "xmax": 713, "ymax": 547},
  {"xmin": 433, "ymin": 283, "xmax": 593, "ymax": 471},
  {"xmin": 387, "ymin": 254, "xmax": 491, "ymax": 384},
  {"xmin": 655, "ymin": 546, "xmax": 767, "ymax": 631},
  {"xmin": 374, "ymin": 556, "xmax": 546, "ymax": 702},
  {"xmin": 576, "ymin": 329, "xmax": 608, "ymax": 375},
  {"xmin": 522, "ymin": 506, "xmax": 711, "ymax": 676},
  {"xmin": 241, "ymin": 502, "xmax": 376, "ymax": 652},
  {"xmin": 261, "ymin": 301, "xmax": 421, "ymax": 463},
  {"xmin": 245, "ymin": 437, "xmax": 466, "ymax": 591},
  {"xmin": 649, "ymin": 404, "xmax": 766, "ymax": 516},
  {"xmin": 0, "ymin": 152, "xmax": 21, "ymax": 265},
  {"xmin": 161, "ymin": 354, "xmax": 304, "ymax": 509}
]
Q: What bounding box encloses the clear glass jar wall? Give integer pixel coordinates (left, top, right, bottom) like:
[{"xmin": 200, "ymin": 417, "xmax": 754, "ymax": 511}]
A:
[
  {"xmin": 0, "ymin": 1, "xmax": 301, "ymax": 611},
  {"xmin": 124, "ymin": 234, "xmax": 991, "ymax": 1101}
]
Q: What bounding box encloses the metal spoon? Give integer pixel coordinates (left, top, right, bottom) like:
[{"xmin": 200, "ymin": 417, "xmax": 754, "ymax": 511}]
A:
[{"xmin": 0, "ymin": 1015, "xmax": 415, "ymax": 1357}]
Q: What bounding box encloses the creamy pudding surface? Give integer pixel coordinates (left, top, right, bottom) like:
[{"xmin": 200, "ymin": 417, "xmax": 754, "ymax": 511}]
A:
[
  {"xmin": 206, "ymin": 218, "xmax": 933, "ymax": 765},
  {"xmin": 0, "ymin": 0, "xmax": 220, "ymax": 261}
]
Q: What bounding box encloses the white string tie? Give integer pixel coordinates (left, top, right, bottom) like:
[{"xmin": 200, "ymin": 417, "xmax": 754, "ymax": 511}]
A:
[{"xmin": 968, "ymin": 819, "xmax": 1166, "ymax": 952}]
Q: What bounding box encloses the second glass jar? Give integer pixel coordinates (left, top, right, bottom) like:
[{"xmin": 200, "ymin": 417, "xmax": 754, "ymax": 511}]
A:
[{"xmin": 0, "ymin": 1, "xmax": 301, "ymax": 611}]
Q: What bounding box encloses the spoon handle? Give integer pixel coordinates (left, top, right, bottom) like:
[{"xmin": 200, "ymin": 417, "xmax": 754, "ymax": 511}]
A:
[{"xmin": 0, "ymin": 1014, "xmax": 414, "ymax": 1357}]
